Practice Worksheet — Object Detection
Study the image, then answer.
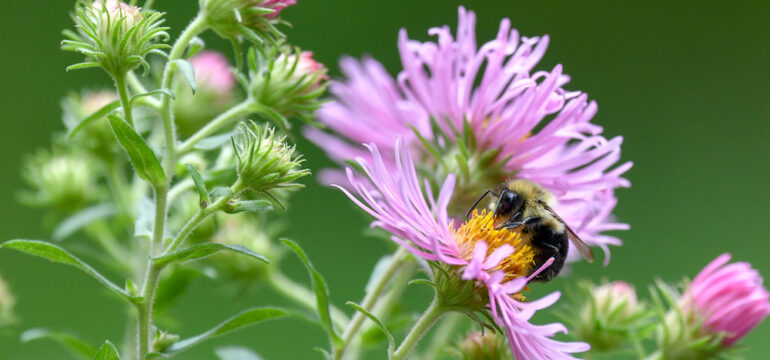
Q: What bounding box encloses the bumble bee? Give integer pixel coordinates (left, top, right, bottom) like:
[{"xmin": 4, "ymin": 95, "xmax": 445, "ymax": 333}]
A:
[{"xmin": 467, "ymin": 179, "xmax": 594, "ymax": 282}]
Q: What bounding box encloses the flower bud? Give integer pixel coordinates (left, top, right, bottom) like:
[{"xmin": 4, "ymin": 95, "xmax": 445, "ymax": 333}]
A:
[
  {"xmin": 248, "ymin": 48, "xmax": 328, "ymax": 124},
  {"xmin": 652, "ymin": 254, "xmax": 770, "ymax": 360},
  {"xmin": 455, "ymin": 331, "xmax": 511, "ymax": 360},
  {"xmin": 62, "ymin": 1, "xmax": 169, "ymax": 76},
  {"xmin": 62, "ymin": 90, "xmax": 120, "ymax": 157},
  {"xmin": 573, "ymin": 281, "xmax": 647, "ymax": 352},
  {"xmin": 20, "ymin": 150, "xmax": 100, "ymax": 213},
  {"xmin": 0, "ymin": 275, "xmax": 15, "ymax": 326},
  {"xmin": 231, "ymin": 121, "xmax": 309, "ymax": 200},
  {"xmin": 200, "ymin": 0, "xmax": 295, "ymax": 42},
  {"xmin": 152, "ymin": 329, "xmax": 180, "ymax": 352},
  {"xmin": 174, "ymin": 51, "xmax": 239, "ymax": 137}
]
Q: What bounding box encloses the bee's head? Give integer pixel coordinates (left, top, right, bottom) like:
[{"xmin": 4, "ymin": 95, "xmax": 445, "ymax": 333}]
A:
[{"xmin": 493, "ymin": 189, "xmax": 525, "ymax": 218}]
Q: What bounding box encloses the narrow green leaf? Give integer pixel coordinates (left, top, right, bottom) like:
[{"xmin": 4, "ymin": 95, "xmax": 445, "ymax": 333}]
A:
[
  {"xmin": 174, "ymin": 59, "xmax": 196, "ymax": 94},
  {"xmin": 346, "ymin": 302, "xmax": 395, "ymax": 354},
  {"xmin": 215, "ymin": 346, "xmax": 262, "ymax": 360},
  {"xmin": 151, "ymin": 308, "xmax": 287, "ymax": 357},
  {"xmin": 153, "ymin": 243, "xmax": 268, "ymax": 267},
  {"xmin": 67, "ymin": 100, "xmax": 120, "ymax": 140},
  {"xmin": 280, "ymin": 239, "xmax": 341, "ymax": 346},
  {"xmin": 1, "ymin": 240, "xmax": 135, "ymax": 302},
  {"xmin": 130, "ymin": 88, "xmax": 175, "ymax": 105},
  {"xmin": 184, "ymin": 164, "xmax": 209, "ymax": 208},
  {"xmin": 107, "ymin": 114, "xmax": 167, "ymax": 187},
  {"xmin": 93, "ymin": 341, "xmax": 120, "ymax": 360},
  {"xmin": 21, "ymin": 328, "xmax": 96, "ymax": 360},
  {"xmin": 224, "ymin": 200, "xmax": 273, "ymax": 214},
  {"xmin": 186, "ymin": 36, "xmax": 205, "ymax": 58},
  {"xmin": 53, "ymin": 203, "xmax": 116, "ymax": 241}
]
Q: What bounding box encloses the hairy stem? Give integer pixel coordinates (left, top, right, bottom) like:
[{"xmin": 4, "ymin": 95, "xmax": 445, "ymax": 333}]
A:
[
  {"xmin": 114, "ymin": 72, "xmax": 134, "ymax": 127},
  {"xmin": 421, "ymin": 312, "xmax": 463, "ymax": 360},
  {"xmin": 391, "ymin": 297, "xmax": 449, "ymax": 360},
  {"xmin": 335, "ymin": 247, "xmax": 411, "ymax": 360},
  {"xmin": 177, "ymin": 100, "xmax": 255, "ymax": 155}
]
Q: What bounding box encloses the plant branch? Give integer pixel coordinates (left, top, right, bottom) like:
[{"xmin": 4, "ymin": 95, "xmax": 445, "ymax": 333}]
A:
[
  {"xmin": 177, "ymin": 100, "xmax": 255, "ymax": 155},
  {"xmin": 391, "ymin": 296, "xmax": 449, "ymax": 360}
]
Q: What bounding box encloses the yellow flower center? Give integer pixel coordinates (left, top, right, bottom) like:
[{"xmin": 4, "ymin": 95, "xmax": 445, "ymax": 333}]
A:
[{"xmin": 453, "ymin": 210, "xmax": 535, "ymax": 282}]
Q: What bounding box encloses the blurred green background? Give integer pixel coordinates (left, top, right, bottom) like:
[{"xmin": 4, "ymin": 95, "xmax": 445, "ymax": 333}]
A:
[{"xmin": 1, "ymin": 0, "xmax": 769, "ymax": 359}]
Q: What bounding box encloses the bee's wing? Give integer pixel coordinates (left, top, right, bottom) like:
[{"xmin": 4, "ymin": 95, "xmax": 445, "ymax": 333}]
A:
[{"xmin": 540, "ymin": 203, "xmax": 595, "ymax": 263}]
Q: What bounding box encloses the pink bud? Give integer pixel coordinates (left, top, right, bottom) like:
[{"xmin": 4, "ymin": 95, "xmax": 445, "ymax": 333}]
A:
[
  {"xmin": 261, "ymin": 0, "xmax": 297, "ymax": 19},
  {"xmin": 685, "ymin": 254, "xmax": 770, "ymax": 346},
  {"xmin": 189, "ymin": 51, "xmax": 235, "ymax": 95}
]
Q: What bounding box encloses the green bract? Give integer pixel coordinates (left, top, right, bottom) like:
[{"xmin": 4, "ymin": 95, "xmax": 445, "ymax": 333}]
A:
[
  {"xmin": 232, "ymin": 121, "xmax": 309, "ymax": 202},
  {"xmin": 61, "ymin": 0, "xmax": 170, "ymax": 76},
  {"xmin": 200, "ymin": 0, "xmax": 287, "ymax": 43},
  {"xmin": 247, "ymin": 47, "xmax": 328, "ymax": 126},
  {"xmin": 455, "ymin": 331, "xmax": 510, "ymax": 360}
]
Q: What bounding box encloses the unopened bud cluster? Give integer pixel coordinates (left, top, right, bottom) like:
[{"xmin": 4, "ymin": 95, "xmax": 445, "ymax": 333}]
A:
[
  {"xmin": 62, "ymin": 0, "xmax": 169, "ymax": 76},
  {"xmin": 20, "ymin": 150, "xmax": 99, "ymax": 213},
  {"xmin": 572, "ymin": 281, "xmax": 647, "ymax": 352},
  {"xmin": 248, "ymin": 48, "xmax": 328, "ymax": 124},
  {"xmin": 232, "ymin": 121, "xmax": 309, "ymax": 198},
  {"xmin": 454, "ymin": 331, "xmax": 511, "ymax": 360},
  {"xmin": 200, "ymin": 0, "xmax": 295, "ymax": 42}
]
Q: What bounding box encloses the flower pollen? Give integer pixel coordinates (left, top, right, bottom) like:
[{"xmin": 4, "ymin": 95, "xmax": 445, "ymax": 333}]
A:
[{"xmin": 454, "ymin": 210, "xmax": 534, "ymax": 281}]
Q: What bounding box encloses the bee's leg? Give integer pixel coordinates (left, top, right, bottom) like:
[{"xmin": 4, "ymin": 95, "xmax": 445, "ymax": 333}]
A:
[
  {"xmin": 522, "ymin": 216, "xmax": 542, "ymax": 226},
  {"xmin": 495, "ymin": 213, "xmax": 524, "ymax": 230}
]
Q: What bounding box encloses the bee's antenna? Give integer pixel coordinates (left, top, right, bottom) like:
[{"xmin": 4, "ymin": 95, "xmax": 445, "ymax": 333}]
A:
[{"xmin": 466, "ymin": 189, "xmax": 496, "ymax": 219}]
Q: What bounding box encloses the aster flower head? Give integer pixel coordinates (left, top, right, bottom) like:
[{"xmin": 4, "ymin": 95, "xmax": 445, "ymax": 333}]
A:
[
  {"xmin": 455, "ymin": 331, "xmax": 511, "ymax": 360},
  {"xmin": 174, "ymin": 51, "xmax": 238, "ymax": 136},
  {"xmin": 200, "ymin": 0, "xmax": 295, "ymax": 43},
  {"xmin": 190, "ymin": 51, "xmax": 236, "ymax": 95},
  {"xmin": 20, "ymin": 150, "xmax": 100, "ymax": 213},
  {"xmin": 308, "ymin": 6, "xmax": 631, "ymax": 263},
  {"xmin": 338, "ymin": 141, "xmax": 589, "ymax": 359},
  {"xmin": 62, "ymin": 0, "xmax": 170, "ymax": 76}
]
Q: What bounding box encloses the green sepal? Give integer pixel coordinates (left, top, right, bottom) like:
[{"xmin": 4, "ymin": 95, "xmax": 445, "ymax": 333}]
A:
[
  {"xmin": 67, "ymin": 100, "xmax": 120, "ymax": 140},
  {"xmin": 281, "ymin": 239, "xmax": 342, "ymax": 347},
  {"xmin": 130, "ymin": 88, "xmax": 175, "ymax": 105},
  {"xmin": 53, "ymin": 203, "xmax": 116, "ymax": 241},
  {"xmin": 148, "ymin": 307, "xmax": 287, "ymax": 357},
  {"xmin": 93, "ymin": 341, "xmax": 121, "ymax": 360},
  {"xmin": 346, "ymin": 302, "xmax": 395, "ymax": 355},
  {"xmin": 223, "ymin": 200, "xmax": 273, "ymax": 214},
  {"xmin": 184, "ymin": 164, "xmax": 209, "ymax": 208},
  {"xmin": 107, "ymin": 114, "xmax": 167, "ymax": 187},
  {"xmin": 1, "ymin": 240, "xmax": 139, "ymax": 303},
  {"xmin": 20, "ymin": 328, "xmax": 97, "ymax": 360},
  {"xmin": 174, "ymin": 59, "xmax": 197, "ymax": 94},
  {"xmin": 152, "ymin": 243, "xmax": 268, "ymax": 267}
]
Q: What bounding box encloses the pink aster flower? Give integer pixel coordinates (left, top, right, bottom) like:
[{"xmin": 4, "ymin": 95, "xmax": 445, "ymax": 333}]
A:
[
  {"xmin": 337, "ymin": 140, "xmax": 589, "ymax": 359},
  {"xmin": 307, "ymin": 7, "xmax": 631, "ymax": 263},
  {"xmin": 189, "ymin": 51, "xmax": 235, "ymax": 95},
  {"xmin": 261, "ymin": 0, "xmax": 296, "ymax": 19},
  {"xmin": 685, "ymin": 253, "xmax": 770, "ymax": 347}
]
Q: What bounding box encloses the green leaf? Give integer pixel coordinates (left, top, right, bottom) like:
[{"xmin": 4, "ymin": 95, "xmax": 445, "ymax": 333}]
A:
[
  {"xmin": 130, "ymin": 88, "xmax": 175, "ymax": 105},
  {"xmin": 153, "ymin": 243, "xmax": 268, "ymax": 267},
  {"xmin": 150, "ymin": 308, "xmax": 287, "ymax": 357},
  {"xmin": 223, "ymin": 200, "xmax": 273, "ymax": 214},
  {"xmin": 184, "ymin": 164, "xmax": 209, "ymax": 208},
  {"xmin": 174, "ymin": 59, "xmax": 196, "ymax": 94},
  {"xmin": 107, "ymin": 114, "xmax": 167, "ymax": 187},
  {"xmin": 346, "ymin": 302, "xmax": 395, "ymax": 354},
  {"xmin": 215, "ymin": 346, "xmax": 262, "ymax": 360},
  {"xmin": 21, "ymin": 328, "xmax": 96, "ymax": 360},
  {"xmin": 53, "ymin": 203, "xmax": 116, "ymax": 241},
  {"xmin": 208, "ymin": 187, "xmax": 234, "ymax": 198},
  {"xmin": 67, "ymin": 100, "xmax": 120, "ymax": 140},
  {"xmin": 93, "ymin": 341, "xmax": 121, "ymax": 360},
  {"xmin": 66, "ymin": 62, "xmax": 101, "ymax": 71},
  {"xmin": 280, "ymin": 239, "xmax": 341, "ymax": 346},
  {"xmin": 1, "ymin": 240, "xmax": 136, "ymax": 302}
]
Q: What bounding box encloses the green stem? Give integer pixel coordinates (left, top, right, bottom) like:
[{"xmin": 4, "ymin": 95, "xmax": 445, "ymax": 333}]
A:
[
  {"xmin": 421, "ymin": 313, "xmax": 463, "ymax": 360},
  {"xmin": 335, "ymin": 247, "xmax": 411, "ymax": 360},
  {"xmin": 267, "ymin": 270, "xmax": 349, "ymax": 330},
  {"xmin": 391, "ymin": 297, "xmax": 449, "ymax": 360},
  {"xmin": 177, "ymin": 100, "xmax": 255, "ymax": 155},
  {"xmin": 137, "ymin": 262, "xmax": 161, "ymax": 358},
  {"xmin": 114, "ymin": 72, "xmax": 134, "ymax": 127}
]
